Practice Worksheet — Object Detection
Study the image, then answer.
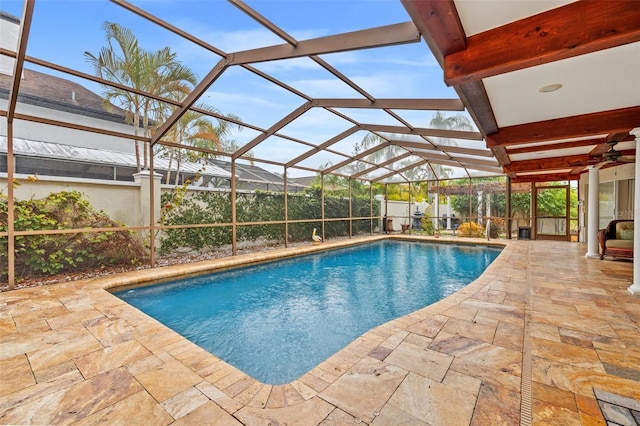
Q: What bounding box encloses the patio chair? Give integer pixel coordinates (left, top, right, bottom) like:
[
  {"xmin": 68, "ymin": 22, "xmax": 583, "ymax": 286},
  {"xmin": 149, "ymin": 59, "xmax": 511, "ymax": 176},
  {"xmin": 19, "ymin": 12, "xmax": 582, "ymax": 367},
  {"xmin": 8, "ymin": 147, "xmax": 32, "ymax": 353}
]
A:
[{"xmin": 598, "ymin": 219, "xmax": 633, "ymax": 260}]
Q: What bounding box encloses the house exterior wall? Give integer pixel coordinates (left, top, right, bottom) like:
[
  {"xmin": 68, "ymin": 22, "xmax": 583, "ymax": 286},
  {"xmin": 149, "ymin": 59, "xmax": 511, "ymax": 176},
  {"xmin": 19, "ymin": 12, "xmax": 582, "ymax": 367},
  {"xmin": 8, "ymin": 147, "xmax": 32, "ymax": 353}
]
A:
[
  {"xmin": 579, "ymin": 163, "xmax": 635, "ymax": 242},
  {"xmin": 2, "ymin": 174, "xmax": 142, "ymax": 226},
  {"xmin": 0, "ymin": 100, "xmax": 137, "ymax": 153},
  {"xmin": 378, "ymin": 199, "xmax": 430, "ymax": 232},
  {"xmin": 3, "ymin": 175, "xmax": 242, "ymax": 228},
  {"xmin": 0, "ymin": 13, "xmax": 19, "ymax": 76}
]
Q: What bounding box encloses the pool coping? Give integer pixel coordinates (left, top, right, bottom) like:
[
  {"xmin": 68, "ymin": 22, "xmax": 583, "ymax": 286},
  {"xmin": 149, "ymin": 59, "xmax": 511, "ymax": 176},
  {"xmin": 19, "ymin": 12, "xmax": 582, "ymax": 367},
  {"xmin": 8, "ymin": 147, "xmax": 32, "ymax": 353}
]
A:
[
  {"xmin": 105, "ymin": 235, "xmax": 506, "ymax": 293},
  {"xmin": 73, "ymin": 235, "xmax": 512, "ymax": 414},
  {"xmin": 107, "ymin": 235, "xmax": 506, "ymax": 385}
]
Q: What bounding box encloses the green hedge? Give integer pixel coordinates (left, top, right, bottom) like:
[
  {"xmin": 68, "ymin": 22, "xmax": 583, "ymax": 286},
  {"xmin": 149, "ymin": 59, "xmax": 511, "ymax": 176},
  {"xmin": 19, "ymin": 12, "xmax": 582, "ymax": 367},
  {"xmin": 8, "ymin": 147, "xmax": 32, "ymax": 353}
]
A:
[{"xmin": 158, "ymin": 187, "xmax": 379, "ymax": 255}]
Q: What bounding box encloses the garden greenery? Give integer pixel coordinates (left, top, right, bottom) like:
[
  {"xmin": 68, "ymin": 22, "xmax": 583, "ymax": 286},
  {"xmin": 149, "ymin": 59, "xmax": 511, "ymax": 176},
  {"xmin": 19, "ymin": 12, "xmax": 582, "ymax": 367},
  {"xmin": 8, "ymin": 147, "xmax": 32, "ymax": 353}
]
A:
[
  {"xmin": 456, "ymin": 222, "xmax": 485, "ymax": 238},
  {"xmin": 158, "ymin": 186, "xmax": 380, "ymax": 255},
  {"xmin": 0, "ymin": 191, "xmax": 146, "ymax": 281}
]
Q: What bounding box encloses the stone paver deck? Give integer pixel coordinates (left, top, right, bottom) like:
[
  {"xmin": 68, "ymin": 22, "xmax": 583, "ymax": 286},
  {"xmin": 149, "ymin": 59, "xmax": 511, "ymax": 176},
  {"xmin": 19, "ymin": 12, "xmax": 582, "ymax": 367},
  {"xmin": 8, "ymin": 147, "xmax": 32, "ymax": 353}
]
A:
[{"xmin": 1, "ymin": 236, "xmax": 638, "ymax": 425}]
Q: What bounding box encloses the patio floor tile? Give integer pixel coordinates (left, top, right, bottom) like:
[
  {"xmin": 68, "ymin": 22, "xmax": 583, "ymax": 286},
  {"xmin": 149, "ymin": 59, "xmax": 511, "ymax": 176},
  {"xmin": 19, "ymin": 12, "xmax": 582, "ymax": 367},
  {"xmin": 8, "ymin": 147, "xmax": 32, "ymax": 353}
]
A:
[
  {"xmin": 0, "ymin": 237, "xmax": 638, "ymax": 425},
  {"xmin": 134, "ymin": 359, "xmax": 203, "ymax": 402}
]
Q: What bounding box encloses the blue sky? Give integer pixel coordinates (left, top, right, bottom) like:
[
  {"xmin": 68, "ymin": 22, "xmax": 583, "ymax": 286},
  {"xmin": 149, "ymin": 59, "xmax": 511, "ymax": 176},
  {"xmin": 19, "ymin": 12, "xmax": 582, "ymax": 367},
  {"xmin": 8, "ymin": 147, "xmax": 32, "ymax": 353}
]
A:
[{"xmin": 2, "ymin": 0, "xmax": 464, "ymax": 177}]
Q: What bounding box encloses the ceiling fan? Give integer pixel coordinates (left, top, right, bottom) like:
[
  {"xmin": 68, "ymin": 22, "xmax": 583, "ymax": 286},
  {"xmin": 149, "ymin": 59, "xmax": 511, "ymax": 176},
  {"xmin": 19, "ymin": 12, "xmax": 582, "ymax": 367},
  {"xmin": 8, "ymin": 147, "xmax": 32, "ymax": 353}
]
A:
[
  {"xmin": 572, "ymin": 140, "xmax": 637, "ymax": 168},
  {"xmin": 599, "ymin": 140, "xmax": 635, "ymax": 164}
]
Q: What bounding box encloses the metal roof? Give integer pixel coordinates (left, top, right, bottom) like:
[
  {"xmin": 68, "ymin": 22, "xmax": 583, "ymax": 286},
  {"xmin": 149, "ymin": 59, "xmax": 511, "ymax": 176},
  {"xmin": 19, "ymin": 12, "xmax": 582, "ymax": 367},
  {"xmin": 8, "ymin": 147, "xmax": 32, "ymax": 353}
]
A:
[{"xmin": 0, "ymin": 136, "xmax": 232, "ymax": 179}]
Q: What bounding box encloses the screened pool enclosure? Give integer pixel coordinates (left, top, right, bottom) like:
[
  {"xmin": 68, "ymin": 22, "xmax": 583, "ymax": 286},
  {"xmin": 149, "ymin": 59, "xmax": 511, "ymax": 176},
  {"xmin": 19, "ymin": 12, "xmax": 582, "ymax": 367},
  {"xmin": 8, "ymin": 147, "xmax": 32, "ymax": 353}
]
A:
[{"xmin": 1, "ymin": 0, "xmax": 569, "ymax": 288}]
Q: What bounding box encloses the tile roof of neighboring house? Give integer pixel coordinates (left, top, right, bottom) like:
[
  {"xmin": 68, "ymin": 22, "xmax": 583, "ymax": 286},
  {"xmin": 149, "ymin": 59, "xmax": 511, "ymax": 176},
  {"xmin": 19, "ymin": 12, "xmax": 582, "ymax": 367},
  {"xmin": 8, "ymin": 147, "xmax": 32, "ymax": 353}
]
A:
[
  {"xmin": 209, "ymin": 159, "xmax": 306, "ymax": 190},
  {"xmin": 0, "ymin": 68, "xmax": 129, "ymax": 123},
  {"xmin": 289, "ymin": 175, "xmax": 316, "ymax": 188},
  {"xmin": 0, "ymin": 11, "xmax": 20, "ymax": 25}
]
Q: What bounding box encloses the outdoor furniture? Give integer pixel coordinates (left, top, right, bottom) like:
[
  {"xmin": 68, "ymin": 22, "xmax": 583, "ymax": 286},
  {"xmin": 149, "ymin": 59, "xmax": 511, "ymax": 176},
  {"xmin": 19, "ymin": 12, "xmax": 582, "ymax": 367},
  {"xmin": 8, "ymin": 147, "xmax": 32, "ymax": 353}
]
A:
[
  {"xmin": 599, "ymin": 219, "xmax": 634, "ymax": 260},
  {"xmin": 518, "ymin": 226, "xmax": 531, "ymax": 240}
]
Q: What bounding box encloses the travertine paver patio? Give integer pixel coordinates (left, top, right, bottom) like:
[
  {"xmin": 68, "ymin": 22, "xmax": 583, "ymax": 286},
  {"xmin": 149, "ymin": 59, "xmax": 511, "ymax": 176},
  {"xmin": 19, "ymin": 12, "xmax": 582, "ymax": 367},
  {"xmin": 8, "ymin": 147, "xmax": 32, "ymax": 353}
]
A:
[{"xmin": 1, "ymin": 236, "xmax": 638, "ymax": 425}]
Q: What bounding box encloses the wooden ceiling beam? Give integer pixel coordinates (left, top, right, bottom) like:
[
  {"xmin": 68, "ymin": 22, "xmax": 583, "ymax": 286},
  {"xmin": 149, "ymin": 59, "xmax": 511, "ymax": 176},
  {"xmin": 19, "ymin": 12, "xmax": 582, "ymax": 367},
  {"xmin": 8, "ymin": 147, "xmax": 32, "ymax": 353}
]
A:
[
  {"xmin": 507, "ymin": 138, "xmax": 606, "ymax": 155},
  {"xmin": 401, "ymin": 0, "xmax": 499, "ymax": 138},
  {"xmin": 512, "ymin": 173, "xmax": 579, "ymax": 184},
  {"xmin": 490, "ymin": 146, "xmax": 509, "ymax": 166},
  {"xmin": 444, "ymin": 1, "xmax": 640, "ymax": 86},
  {"xmin": 486, "ymin": 106, "xmax": 640, "ymax": 148},
  {"xmin": 503, "ymin": 154, "xmax": 592, "ymax": 173},
  {"xmin": 400, "ymin": 0, "xmax": 465, "ymax": 66},
  {"xmin": 455, "ymin": 82, "xmax": 498, "ymax": 136}
]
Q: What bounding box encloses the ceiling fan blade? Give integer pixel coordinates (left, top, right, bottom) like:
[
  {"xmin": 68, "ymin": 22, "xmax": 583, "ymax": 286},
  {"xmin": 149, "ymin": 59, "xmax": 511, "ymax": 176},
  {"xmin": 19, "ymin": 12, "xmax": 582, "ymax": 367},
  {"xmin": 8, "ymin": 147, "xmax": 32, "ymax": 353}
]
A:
[{"xmin": 573, "ymin": 158, "xmax": 605, "ymax": 167}]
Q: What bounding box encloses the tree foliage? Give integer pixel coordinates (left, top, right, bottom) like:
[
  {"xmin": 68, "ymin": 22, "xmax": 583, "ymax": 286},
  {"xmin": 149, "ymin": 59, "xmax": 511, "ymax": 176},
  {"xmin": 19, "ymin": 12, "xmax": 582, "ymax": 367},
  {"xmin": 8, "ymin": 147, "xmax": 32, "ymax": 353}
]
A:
[
  {"xmin": 85, "ymin": 21, "xmax": 198, "ymax": 171},
  {"xmin": 158, "ymin": 186, "xmax": 380, "ymax": 254},
  {"xmin": 86, "ymin": 21, "xmax": 245, "ymax": 179}
]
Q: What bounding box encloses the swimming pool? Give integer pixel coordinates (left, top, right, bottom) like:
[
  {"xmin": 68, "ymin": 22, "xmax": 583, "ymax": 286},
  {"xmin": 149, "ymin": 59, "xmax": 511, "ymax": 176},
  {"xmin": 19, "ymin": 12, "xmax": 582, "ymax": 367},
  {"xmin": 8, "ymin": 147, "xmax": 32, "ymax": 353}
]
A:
[{"xmin": 114, "ymin": 240, "xmax": 501, "ymax": 384}]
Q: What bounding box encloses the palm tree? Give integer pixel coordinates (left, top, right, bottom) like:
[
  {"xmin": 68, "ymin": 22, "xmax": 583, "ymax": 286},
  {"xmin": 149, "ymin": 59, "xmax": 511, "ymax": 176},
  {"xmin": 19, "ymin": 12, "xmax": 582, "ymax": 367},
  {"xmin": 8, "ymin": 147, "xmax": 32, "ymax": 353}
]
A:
[
  {"xmin": 428, "ymin": 112, "xmax": 473, "ymax": 180},
  {"xmin": 84, "ymin": 22, "xmax": 197, "ymax": 171},
  {"xmin": 355, "ymin": 133, "xmax": 404, "ymax": 164},
  {"xmin": 219, "ymin": 139, "xmax": 255, "ymax": 166},
  {"xmin": 162, "ymin": 109, "xmax": 219, "ymax": 184},
  {"xmin": 139, "ymin": 47, "xmax": 196, "ymax": 169},
  {"xmin": 159, "ymin": 106, "xmax": 247, "ymax": 184},
  {"xmin": 429, "ymin": 111, "xmax": 473, "ymax": 134}
]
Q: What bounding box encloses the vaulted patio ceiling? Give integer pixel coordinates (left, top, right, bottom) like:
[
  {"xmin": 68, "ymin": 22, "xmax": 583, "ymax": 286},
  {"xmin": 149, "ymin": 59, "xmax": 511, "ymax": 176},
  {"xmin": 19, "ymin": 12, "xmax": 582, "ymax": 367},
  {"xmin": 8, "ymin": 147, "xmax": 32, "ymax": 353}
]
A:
[
  {"xmin": 403, "ymin": 0, "xmax": 640, "ymax": 183},
  {"xmin": 3, "ymin": 1, "xmax": 639, "ymax": 185}
]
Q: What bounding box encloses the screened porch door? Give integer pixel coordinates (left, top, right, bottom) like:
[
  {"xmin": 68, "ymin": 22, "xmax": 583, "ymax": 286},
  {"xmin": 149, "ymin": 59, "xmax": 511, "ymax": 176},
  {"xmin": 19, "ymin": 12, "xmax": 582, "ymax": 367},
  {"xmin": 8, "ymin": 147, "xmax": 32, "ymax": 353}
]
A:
[{"xmin": 534, "ymin": 185, "xmax": 571, "ymax": 241}]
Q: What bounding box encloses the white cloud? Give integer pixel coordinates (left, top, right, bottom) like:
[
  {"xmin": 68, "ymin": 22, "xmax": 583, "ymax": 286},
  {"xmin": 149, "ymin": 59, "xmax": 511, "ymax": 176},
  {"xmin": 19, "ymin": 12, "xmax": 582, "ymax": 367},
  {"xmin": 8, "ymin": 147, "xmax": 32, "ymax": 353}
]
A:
[
  {"xmin": 252, "ymin": 57, "xmax": 324, "ymax": 73},
  {"xmin": 205, "ymin": 90, "xmax": 287, "ymax": 110},
  {"xmin": 287, "ymin": 78, "xmax": 363, "ymax": 98}
]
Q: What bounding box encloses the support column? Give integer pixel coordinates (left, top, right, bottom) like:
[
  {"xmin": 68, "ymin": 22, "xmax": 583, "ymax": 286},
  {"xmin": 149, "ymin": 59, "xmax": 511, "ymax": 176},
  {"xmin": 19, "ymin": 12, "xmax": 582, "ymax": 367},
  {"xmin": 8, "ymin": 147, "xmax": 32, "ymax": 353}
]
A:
[
  {"xmin": 7, "ymin": 123, "xmax": 15, "ymax": 288},
  {"xmin": 506, "ymin": 177, "xmax": 512, "ymax": 239},
  {"xmin": 629, "ymin": 129, "xmax": 640, "ymax": 294},
  {"xmin": 477, "ymin": 191, "xmax": 483, "ymax": 225},
  {"xmin": 321, "ymin": 173, "xmax": 325, "ymax": 239},
  {"xmin": 434, "ymin": 187, "xmax": 440, "ymax": 231},
  {"xmin": 585, "ymin": 166, "xmax": 600, "ymax": 259},
  {"xmin": 446, "ymin": 196, "xmax": 452, "ymax": 230},
  {"xmin": 284, "ymin": 167, "xmax": 288, "ymax": 247},
  {"xmin": 231, "ymin": 160, "xmax": 237, "ymax": 255},
  {"xmin": 133, "ymin": 170, "xmax": 162, "ymax": 227},
  {"xmin": 349, "ymin": 178, "xmax": 353, "ymax": 238}
]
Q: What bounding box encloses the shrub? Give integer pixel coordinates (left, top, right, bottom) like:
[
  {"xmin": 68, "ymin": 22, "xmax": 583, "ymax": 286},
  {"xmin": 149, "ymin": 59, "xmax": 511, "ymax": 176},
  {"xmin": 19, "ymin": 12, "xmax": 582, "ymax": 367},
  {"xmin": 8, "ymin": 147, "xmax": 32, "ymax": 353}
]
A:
[
  {"xmin": 158, "ymin": 186, "xmax": 379, "ymax": 254},
  {"xmin": 421, "ymin": 217, "xmax": 435, "ymax": 236},
  {"xmin": 486, "ymin": 216, "xmax": 505, "ymax": 238},
  {"xmin": 0, "ymin": 191, "xmax": 147, "ymax": 281},
  {"xmin": 456, "ymin": 221, "xmax": 485, "ymax": 238}
]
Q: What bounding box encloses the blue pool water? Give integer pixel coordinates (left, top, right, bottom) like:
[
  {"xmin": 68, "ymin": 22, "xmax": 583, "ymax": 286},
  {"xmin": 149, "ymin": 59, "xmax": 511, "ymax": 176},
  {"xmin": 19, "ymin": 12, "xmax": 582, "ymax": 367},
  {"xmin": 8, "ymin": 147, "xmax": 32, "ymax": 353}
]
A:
[{"xmin": 114, "ymin": 240, "xmax": 501, "ymax": 384}]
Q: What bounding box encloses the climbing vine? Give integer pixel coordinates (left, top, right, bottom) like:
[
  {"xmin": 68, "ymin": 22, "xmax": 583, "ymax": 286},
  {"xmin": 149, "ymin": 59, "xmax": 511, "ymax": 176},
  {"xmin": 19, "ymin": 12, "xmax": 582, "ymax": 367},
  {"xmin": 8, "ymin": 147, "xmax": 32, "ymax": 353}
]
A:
[
  {"xmin": 0, "ymin": 191, "xmax": 147, "ymax": 281},
  {"xmin": 157, "ymin": 186, "xmax": 379, "ymax": 255}
]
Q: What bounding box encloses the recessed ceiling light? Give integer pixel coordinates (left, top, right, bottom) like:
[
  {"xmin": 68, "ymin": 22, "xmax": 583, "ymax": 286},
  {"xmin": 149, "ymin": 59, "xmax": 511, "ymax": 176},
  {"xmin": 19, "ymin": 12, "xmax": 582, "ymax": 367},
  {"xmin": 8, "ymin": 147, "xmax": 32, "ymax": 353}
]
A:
[{"xmin": 539, "ymin": 84, "xmax": 563, "ymax": 93}]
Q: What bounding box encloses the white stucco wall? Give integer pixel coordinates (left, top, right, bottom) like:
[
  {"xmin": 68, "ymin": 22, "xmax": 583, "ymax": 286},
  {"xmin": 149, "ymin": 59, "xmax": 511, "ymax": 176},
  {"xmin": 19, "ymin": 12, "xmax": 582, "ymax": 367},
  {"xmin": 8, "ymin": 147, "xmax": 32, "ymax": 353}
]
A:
[
  {"xmin": 579, "ymin": 163, "xmax": 635, "ymax": 242},
  {"xmin": 0, "ymin": 14, "xmax": 19, "ymax": 76},
  {"xmin": 0, "ymin": 99, "xmax": 137, "ymax": 153},
  {"xmin": 2, "ymin": 174, "xmax": 141, "ymax": 226},
  {"xmin": 377, "ymin": 199, "xmax": 432, "ymax": 232}
]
